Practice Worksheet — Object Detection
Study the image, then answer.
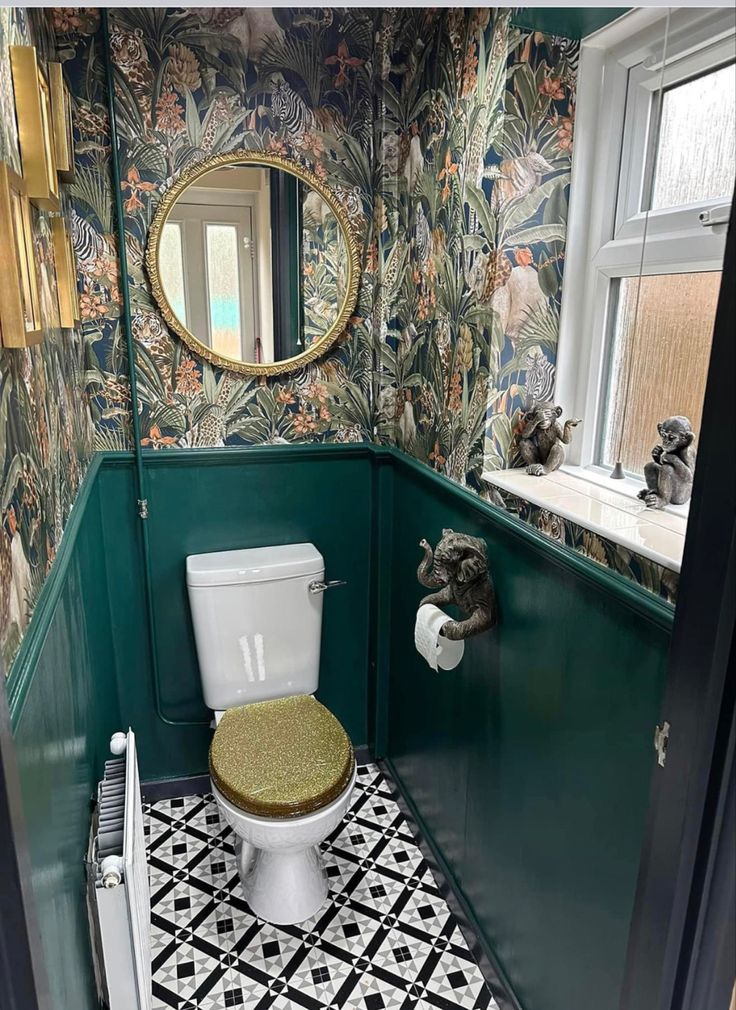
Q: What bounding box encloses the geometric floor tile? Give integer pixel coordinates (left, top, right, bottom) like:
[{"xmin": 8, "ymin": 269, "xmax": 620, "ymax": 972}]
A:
[{"xmin": 147, "ymin": 763, "xmax": 500, "ymax": 1009}]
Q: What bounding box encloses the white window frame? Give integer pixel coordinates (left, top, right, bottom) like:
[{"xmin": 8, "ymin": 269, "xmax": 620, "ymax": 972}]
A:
[{"xmin": 555, "ymin": 6, "xmax": 735, "ymax": 498}]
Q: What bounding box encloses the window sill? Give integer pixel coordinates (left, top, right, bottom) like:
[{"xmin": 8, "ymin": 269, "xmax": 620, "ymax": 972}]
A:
[
  {"xmin": 483, "ymin": 467, "xmax": 687, "ymax": 573},
  {"xmin": 560, "ymin": 464, "xmax": 691, "ymax": 521}
]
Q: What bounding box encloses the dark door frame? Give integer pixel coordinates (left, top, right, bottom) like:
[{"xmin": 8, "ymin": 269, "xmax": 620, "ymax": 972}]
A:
[
  {"xmin": 620, "ymin": 193, "xmax": 736, "ymax": 1010},
  {"xmin": 0, "ymin": 677, "xmax": 49, "ymax": 1010}
]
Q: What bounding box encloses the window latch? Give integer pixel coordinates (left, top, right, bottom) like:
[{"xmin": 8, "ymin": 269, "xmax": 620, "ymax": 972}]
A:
[{"xmin": 698, "ymin": 204, "xmax": 731, "ymax": 228}]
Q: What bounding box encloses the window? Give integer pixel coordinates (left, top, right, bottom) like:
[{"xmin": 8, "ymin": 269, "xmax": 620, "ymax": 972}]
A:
[{"xmin": 557, "ymin": 8, "xmax": 735, "ymax": 491}]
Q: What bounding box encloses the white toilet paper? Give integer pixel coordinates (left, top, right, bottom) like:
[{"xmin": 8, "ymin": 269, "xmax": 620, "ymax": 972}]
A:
[{"xmin": 414, "ymin": 604, "xmax": 465, "ymax": 671}]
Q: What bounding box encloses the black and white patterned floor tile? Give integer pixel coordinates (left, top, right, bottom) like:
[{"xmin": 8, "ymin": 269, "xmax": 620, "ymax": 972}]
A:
[{"xmin": 145, "ymin": 763, "xmax": 499, "ymax": 1010}]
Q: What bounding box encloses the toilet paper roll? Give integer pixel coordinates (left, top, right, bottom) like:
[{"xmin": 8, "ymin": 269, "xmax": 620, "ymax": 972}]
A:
[{"xmin": 414, "ymin": 604, "xmax": 465, "ymax": 671}]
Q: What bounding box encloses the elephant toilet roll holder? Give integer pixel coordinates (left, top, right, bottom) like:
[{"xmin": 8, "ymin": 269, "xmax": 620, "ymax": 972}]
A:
[{"xmin": 417, "ymin": 530, "xmax": 496, "ymax": 640}]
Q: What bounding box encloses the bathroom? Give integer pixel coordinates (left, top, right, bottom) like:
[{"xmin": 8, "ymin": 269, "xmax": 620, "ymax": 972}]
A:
[{"xmin": 0, "ymin": 4, "xmax": 734, "ymax": 1010}]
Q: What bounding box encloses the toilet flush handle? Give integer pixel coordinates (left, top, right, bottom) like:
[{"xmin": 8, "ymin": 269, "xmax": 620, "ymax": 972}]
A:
[{"xmin": 308, "ymin": 579, "xmax": 347, "ymax": 594}]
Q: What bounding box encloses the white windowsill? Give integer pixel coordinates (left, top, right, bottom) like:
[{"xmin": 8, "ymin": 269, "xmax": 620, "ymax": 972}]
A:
[
  {"xmin": 560, "ymin": 464, "xmax": 691, "ymax": 521},
  {"xmin": 483, "ymin": 467, "xmax": 688, "ymax": 573}
]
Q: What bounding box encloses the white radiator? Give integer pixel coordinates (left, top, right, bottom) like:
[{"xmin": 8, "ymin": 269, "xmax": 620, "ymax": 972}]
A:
[{"xmin": 87, "ymin": 729, "xmax": 151, "ymax": 1010}]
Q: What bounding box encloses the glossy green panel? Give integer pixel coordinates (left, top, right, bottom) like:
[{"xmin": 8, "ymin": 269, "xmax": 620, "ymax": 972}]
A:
[
  {"xmin": 511, "ymin": 8, "xmax": 629, "ymax": 39},
  {"xmin": 386, "ymin": 461, "xmax": 672, "ymax": 1010},
  {"xmin": 7, "ymin": 442, "xmax": 674, "ymax": 1010},
  {"xmin": 97, "ymin": 446, "xmax": 374, "ymax": 781},
  {"xmin": 9, "ymin": 472, "xmax": 121, "ymax": 1010}
]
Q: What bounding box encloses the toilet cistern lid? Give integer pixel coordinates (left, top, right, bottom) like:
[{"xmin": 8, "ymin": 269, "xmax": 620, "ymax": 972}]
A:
[
  {"xmin": 186, "ymin": 543, "xmax": 323, "ymax": 587},
  {"xmin": 209, "ymin": 695, "xmax": 354, "ymax": 819}
]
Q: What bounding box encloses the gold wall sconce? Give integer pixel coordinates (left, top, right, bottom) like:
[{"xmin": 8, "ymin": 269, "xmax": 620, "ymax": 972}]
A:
[
  {"xmin": 10, "ymin": 46, "xmax": 60, "ymax": 210},
  {"xmin": 49, "ymin": 62, "xmax": 75, "ymax": 183},
  {"xmin": 51, "ymin": 214, "xmax": 79, "ymax": 328},
  {"xmin": 0, "ymin": 161, "xmax": 42, "ymax": 348}
]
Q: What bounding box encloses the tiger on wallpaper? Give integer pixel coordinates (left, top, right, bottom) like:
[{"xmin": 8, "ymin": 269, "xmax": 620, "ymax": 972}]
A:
[{"xmin": 109, "ymin": 26, "xmax": 153, "ymax": 135}]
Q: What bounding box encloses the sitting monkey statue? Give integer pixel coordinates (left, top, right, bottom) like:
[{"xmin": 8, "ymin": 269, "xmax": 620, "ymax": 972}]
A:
[
  {"xmin": 517, "ymin": 401, "xmax": 581, "ymax": 476},
  {"xmin": 417, "ymin": 529, "xmax": 496, "ymax": 639},
  {"xmin": 637, "ymin": 415, "xmax": 696, "ymax": 509}
]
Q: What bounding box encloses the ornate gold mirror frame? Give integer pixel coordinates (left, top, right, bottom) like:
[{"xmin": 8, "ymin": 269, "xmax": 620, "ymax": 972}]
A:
[{"xmin": 146, "ymin": 152, "xmax": 361, "ymax": 378}]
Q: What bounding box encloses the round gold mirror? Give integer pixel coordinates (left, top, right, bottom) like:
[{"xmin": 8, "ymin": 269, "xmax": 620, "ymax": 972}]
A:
[{"xmin": 146, "ymin": 152, "xmax": 361, "ymax": 377}]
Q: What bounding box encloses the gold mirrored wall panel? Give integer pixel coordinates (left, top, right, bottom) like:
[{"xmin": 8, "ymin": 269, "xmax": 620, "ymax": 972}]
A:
[
  {"xmin": 0, "ymin": 162, "xmax": 42, "ymax": 348},
  {"xmin": 147, "ymin": 153, "xmax": 360, "ymax": 377},
  {"xmin": 10, "ymin": 46, "xmax": 59, "ymax": 210},
  {"xmin": 49, "ymin": 62, "xmax": 75, "ymax": 183}
]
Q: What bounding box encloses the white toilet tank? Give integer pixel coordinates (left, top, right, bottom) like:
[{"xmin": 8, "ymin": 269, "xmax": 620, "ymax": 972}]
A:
[{"xmin": 186, "ymin": 544, "xmax": 325, "ymax": 711}]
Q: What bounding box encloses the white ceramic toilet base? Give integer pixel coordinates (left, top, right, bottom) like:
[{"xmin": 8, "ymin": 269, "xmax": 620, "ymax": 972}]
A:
[
  {"xmin": 212, "ymin": 765, "xmax": 356, "ymax": 928},
  {"xmin": 242, "ymin": 845, "xmax": 328, "ymax": 925}
]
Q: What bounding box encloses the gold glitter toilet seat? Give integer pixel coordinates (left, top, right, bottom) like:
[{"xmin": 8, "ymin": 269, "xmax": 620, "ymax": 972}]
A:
[{"xmin": 209, "ymin": 695, "xmax": 355, "ymax": 819}]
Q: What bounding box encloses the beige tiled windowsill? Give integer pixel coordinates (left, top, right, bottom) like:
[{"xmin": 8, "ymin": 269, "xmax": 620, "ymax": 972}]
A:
[{"xmin": 483, "ymin": 468, "xmax": 687, "ymax": 573}]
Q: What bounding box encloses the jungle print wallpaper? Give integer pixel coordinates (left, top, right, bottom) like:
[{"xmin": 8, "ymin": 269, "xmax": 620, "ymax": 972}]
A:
[
  {"xmin": 374, "ymin": 11, "xmax": 577, "ymax": 491},
  {"xmin": 0, "ymin": 8, "xmax": 95, "ymax": 672},
  {"xmin": 55, "ymin": 8, "xmax": 577, "ymax": 468},
  {"xmin": 57, "ymin": 6, "xmax": 377, "ymax": 450}
]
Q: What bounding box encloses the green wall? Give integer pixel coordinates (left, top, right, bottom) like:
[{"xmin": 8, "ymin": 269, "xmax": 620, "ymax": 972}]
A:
[
  {"xmin": 384, "ymin": 457, "xmax": 672, "ymax": 1010},
  {"xmin": 7, "ymin": 460, "xmax": 121, "ymax": 1010},
  {"xmin": 97, "ymin": 446, "xmax": 376, "ymax": 782},
  {"xmin": 6, "ymin": 444, "xmax": 674, "ymax": 1010},
  {"xmin": 511, "ymin": 8, "xmax": 629, "ymax": 38}
]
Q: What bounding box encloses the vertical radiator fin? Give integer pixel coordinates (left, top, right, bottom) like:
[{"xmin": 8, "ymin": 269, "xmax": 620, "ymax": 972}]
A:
[{"xmin": 88, "ymin": 730, "xmax": 151, "ymax": 1010}]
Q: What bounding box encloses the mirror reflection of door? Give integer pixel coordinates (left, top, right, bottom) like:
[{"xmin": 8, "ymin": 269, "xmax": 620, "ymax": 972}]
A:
[
  {"xmin": 158, "ymin": 166, "xmax": 275, "ymax": 362},
  {"xmin": 152, "ymin": 157, "xmax": 351, "ymax": 370}
]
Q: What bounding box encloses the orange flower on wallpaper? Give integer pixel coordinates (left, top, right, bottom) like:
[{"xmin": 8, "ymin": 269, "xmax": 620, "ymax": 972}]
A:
[
  {"xmin": 429, "ymin": 441, "xmax": 446, "ymax": 469},
  {"xmin": 121, "ymin": 167, "xmax": 156, "ymax": 213},
  {"xmin": 79, "ymin": 287, "xmax": 109, "ymax": 320},
  {"xmin": 155, "ymin": 89, "xmax": 186, "ymax": 134},
  {"xmin": 276, "ymin": 387, "xmax": 296, "ymax": 405},
  {"xmin": 539, "ymin": 75, "xmax": 565, "ymax": 100},
  {"xmin": 174, "ymin": 359, "xmax": 202, "ymax": 396},
  {"xmin": 293, "ymin": 407, "xmax": 317, "ymax": 435},
  {"xmin": 325, "ymin": 40, "xmax": 364, "ymax": 88},
  {"xmin": 306, "ymin": 382, "xmax": 328, "ymax": 403},
  {"xmin": 514, "ymin": 247, "xmax": 534, "ymax": 267},
  {"xmin": 141, "ymin": 425, "xmax": 178, "ymax": 448},
  {"xmin": 555, "ymin": 114, "xmax": 574, "ymax": 152},
  {"xmin": 437, "ymin": 149, "xmax": 458, "ymax": 201}
]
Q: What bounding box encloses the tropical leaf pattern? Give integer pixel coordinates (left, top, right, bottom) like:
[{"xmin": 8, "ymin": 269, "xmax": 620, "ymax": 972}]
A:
[
  {"xmin": 373, "ymin": 12, "xmax": 578, "ymax": 489},
  {"xmin": 0, "ymin": 6, "xmax": 666, "ymax": 669},
  {"xmin": 57, "ymin": 6, "xmax": 376, "ymax": 450},
  {"xmin": 56, "ymin": 8, "xmax": 578, "ymax": 464},
  {"xmin": 0, "ymin": 8, "xmax": 95, "ymax": 672}
]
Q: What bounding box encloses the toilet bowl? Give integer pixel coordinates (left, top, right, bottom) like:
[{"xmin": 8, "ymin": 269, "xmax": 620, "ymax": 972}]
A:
[
  {"xmin": 186, "ymin": 543, "xmax": 355, "ymax": 926},
  {"xmin": 213, "ymin": 765, "xmax": 356, "ymax": 924}
]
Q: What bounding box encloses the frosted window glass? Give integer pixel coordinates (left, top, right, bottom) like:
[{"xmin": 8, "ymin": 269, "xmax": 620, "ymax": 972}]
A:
[
  {"xmin": 159, "ymin": 222, "xmax": 187, "ymax": 325},
  {"xmin": 206, "ymin": 224, "xmax": 242, "ymax": 359},
  {"xmin": 601, "ymin": 271, "xmax": 721, "ymax": 475},
  {"xmin": 651, "ymin": 62, "xmax": 736, "ymax": 210}
]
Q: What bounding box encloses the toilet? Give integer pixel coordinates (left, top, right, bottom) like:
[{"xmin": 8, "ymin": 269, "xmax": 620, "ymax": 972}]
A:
[{"xmin": 186, "ymin": 543, "xmax": 355, "ymax": 926}]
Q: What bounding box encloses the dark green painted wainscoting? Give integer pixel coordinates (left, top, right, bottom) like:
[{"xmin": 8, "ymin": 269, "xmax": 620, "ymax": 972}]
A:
[
  {"xmin": 5, "ymin": 443, "xmax": 674, "ymax": 1010},
  {"xmin": 6, "ymin": 456, "xmax": 121, "ymax": 1010},
  {"xmin": 96, "ymin": 446, "xmax": 375, "ymax": 782},
  {"xmin": 384, "ymin": 456, "xmax": 673, "ymax": 1010}
]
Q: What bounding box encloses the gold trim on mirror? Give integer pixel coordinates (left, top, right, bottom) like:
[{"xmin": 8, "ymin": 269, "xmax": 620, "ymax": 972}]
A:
[
  {"xmin": 10, "ymin": 46, "xmax": 59, "ymax": 210},
  {"xmin": 146, "ymin": 152, "xmax": 361, "ymax": 378},
  {"xmin": 0, "ymin": 161, "xmax": 42, "ymax": 348}
]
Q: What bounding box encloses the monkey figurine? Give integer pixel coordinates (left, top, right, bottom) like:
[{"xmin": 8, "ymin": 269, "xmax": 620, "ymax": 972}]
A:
[
  {"xmin": 517, "ymin": 401, "xmax": 582, "ymax": 476},
  {"xmin": 637, "ymin": 416, "xmax": 696, "ymax": 509}
]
